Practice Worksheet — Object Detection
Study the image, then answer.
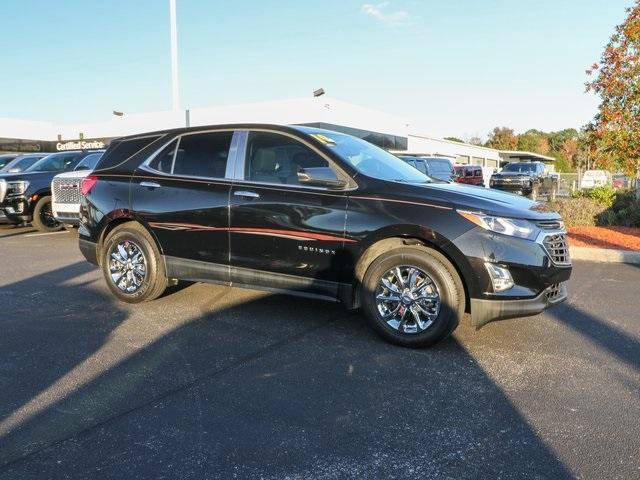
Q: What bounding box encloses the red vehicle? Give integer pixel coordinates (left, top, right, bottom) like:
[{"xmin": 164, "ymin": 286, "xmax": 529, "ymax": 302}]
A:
[{"xmin": 454, "ymin": 165, "xmax": 484, "ymax": 186}]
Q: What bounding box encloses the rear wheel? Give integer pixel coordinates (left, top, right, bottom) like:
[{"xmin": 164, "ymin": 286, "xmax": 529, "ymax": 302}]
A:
[
  {"xmin": 361, "ymin": 246, "xmax": 464, "ymax": 348},
  {"xmin": 31, "ymin": 196, "xmax": 63, "ymax": 232},
  {"xmin": 101, "ymin": 223, "xmax": 168, "ymax": 303}
]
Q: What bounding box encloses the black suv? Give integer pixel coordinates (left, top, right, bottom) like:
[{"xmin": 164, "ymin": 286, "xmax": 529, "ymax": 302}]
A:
[
  {"xmin": 490, "ymin": 162, "xmax": 559, "ymax": 200},
  {"xmin": 0, "ymin": 150, "xmax": 104, "ymax": 232},
  {"xmin": 78, "ymin": 125, "xmax": 571, "ymax": 347}
]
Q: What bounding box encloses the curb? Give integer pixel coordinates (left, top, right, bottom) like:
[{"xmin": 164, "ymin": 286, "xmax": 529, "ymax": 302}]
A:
[{"xmin": 569, "ymin": 246, "xmax": 640, "ymax": 265}]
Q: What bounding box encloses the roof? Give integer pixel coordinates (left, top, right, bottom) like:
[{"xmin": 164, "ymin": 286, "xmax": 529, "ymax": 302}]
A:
[
  {"xmin": 114, "ymin": 123, "xmax": 338, "ymax": 142},
  {"xmin": 499, "ymin": 150, "xmax": 555, "ymax": 163}
]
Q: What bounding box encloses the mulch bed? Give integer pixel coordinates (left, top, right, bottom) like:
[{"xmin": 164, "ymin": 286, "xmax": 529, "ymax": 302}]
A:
[{"xmin": 567, "ymin": 226, "xmax": 640, "ymax": 252}]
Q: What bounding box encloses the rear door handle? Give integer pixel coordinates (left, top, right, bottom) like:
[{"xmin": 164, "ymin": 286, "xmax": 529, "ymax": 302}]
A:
[
  {"xmin": 140, "ymin": 181, "xmax": 161, "ymax": 189},
  {"xmin": 234, "ymin": 190, "xmax": 260, "ymax": 199}
]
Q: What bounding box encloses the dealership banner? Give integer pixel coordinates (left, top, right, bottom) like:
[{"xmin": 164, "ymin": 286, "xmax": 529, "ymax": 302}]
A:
[{"xmin": 0, "ymin": 137, "xmax": 112, "ymax": 153}]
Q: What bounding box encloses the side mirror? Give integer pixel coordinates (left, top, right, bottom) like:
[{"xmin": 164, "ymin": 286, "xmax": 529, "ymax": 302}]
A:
[{"xmin": 297, "ymin": 167, "xmax": 348, "ymax": 189}]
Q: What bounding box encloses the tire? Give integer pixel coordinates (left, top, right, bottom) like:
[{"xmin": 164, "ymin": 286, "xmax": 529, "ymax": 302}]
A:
[
  {"xmin": 101, "ymin": 222, "xmax": 168, "ymax": 303},
  {"xmin": 361, "ymin": 246, "xmax": 464, "ymax": 348},
  {"xmin": 31, "ymin": 196, "xmax": 63, "ymax": 232}
]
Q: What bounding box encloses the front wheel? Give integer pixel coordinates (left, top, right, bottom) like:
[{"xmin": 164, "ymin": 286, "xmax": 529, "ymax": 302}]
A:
[
  {"xmin": 361, "ymin": 246, "xmax": 464, "ymax": 348},
  {"xmin": 31, "ymin": 196, "xmax": 63, "ymax": 232},
  {"xmin": 101, "ymin": 223, "xmax": 168, "ymax": 303}
]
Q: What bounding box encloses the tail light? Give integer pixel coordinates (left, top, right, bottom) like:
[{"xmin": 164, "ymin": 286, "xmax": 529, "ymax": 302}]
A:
[{"xmin": 80, "ymin": 176, "xmax": 98, "ymax": 196}]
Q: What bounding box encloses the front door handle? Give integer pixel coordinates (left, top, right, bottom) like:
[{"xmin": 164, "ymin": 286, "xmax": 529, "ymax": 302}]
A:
[
  {"xmin": 234, "ymin": 190, "xmax": 260, "ymax": 199},
  {"xmin": 140, "ymin": 181, "xmax": 161, "ymax": 189}
]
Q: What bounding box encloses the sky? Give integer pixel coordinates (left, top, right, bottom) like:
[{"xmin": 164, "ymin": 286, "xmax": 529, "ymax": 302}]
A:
[{"xmin": 0, "ymin": 0, "xmax": 633, "ymax": 139}]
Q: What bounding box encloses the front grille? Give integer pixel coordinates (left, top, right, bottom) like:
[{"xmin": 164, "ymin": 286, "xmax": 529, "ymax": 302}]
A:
[
  {"xmin": 0, "ymin": 181, "xmax": 6, "ymax": 204},
  {"xmin": 543, "ymin": 233, "xmax": 571, "ymax": 265},
  {"xmin": 545, "ymin": 283, "xmax": 562, "ymax": 301},
  {"xmin": 536, "ymin": 220, "xmax": 564, "ymax": 230},
  {"xmin": 52, "ymin": 177, "xmax": 81, "ymax": 205},
  {"xmin": 491, "ymin": 177, "xmax": 528, "ymax": 187}
]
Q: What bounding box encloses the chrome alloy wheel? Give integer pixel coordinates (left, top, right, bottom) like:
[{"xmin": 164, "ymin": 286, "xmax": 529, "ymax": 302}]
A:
[
  {"xmin": 108, "ymin": 240, "xmax": 147, "ymax": 293},
  {"xmin": 375, "ymin": 265, "xmax": 441, "ymax": 334}
]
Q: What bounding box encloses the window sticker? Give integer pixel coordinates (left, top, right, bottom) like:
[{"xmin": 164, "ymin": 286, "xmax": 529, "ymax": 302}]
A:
[{"xmin": 310, "ymin": 134, "xmax": 337, "ymax": 145}]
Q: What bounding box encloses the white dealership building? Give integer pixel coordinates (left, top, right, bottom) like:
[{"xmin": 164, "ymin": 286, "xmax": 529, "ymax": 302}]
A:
[{"xmin": 0, "ymin": 96, "xmax": 517, "ymax": 169}]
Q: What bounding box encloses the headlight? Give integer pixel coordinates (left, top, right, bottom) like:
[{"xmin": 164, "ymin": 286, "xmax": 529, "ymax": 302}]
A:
[
  {"xmin": 457, "ymin": 210, "xmax": 540, "ymax": 240},
  {"xmin": 8, "ymin": 181, "xmax": 29, "ymax": 195}
]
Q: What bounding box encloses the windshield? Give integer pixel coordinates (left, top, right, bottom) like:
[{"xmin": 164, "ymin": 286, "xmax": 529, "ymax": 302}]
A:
[
  {"xmin": 7, "ymin": 155, "xmax": 43, "ymax": 172},
  {"xmin": 308, "ymin": 132, "xmax": 431, "ymax": 183},
  {"xmin": 502, "ymin": 163, "xmax": 537, "ymax": 173},
  {"xmin": 428, "ymin": 159, "xmax": 453, "ymax": 175},
  {"xmin": 75, "ymin": 152, "xmax": 103, "ymax": 170},
  {"xmin": 29, "ymin": 152, "xmax": 81, "ymax": 172},
  {"xmin": 0, "ymin": 155, "xmax": 18, "ymax": 170}
]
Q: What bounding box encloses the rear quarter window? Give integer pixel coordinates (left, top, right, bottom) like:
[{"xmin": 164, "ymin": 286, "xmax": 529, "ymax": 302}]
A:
[{"xmin": 96, "ymin": 135, "xmax": 162, "ymax": 170}]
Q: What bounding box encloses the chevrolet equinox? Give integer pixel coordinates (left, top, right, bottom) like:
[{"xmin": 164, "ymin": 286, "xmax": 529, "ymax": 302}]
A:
[{"xmin": 78, "ymin": 125, "xmax": 571, "ymax": 347}]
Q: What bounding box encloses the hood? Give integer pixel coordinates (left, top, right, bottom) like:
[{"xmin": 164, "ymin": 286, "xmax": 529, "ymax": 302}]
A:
[
  {"xmin": 0, "ymin": 170, "xmax": 60, "ymax": 188},
  {"xmin": 492, "ymin": 171, "xmax": 533, "ymax": 178},
  {"xmin": 392, "ymin": 181, "xmax": 559, "ymax": 220}
]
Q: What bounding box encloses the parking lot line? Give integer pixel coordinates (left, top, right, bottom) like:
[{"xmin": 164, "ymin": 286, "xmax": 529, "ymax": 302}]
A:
[{"xmin": 23, "ymin": 231, "xmax": 68, "ymax": 238}]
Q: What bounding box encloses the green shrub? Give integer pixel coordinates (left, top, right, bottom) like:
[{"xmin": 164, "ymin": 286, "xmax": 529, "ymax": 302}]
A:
[
  {"xmin": 551, "ymin": 188, "xmax": 640, "ymax": 227},
  {"xmin": 549, "ymin": 197, "xmax": 607, "ymax": 227},
  {"xmin": 569, "ymin": 189, "xmax": 584, "ymax": 199},
  {"xmin": 587, "ymin": 185, "xmax": 616, "ymax": 208},
  {"xmin": 597, "ymin": 191, "xmax": 640, "ymax": 227}
]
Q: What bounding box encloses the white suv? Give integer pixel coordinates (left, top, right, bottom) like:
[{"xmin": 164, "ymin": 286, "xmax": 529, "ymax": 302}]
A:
[{"xmin": 51, "ymin": 151, "xmax": 104, "ymax": 225}]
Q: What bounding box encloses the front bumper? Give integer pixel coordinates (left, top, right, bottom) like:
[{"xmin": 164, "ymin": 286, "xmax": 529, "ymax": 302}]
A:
[
  {"xmin": 1, "ymin": 195, "xmax": 31, "ymax": 223},
  {"xmin": 53, "ymin": 202, "xmax": 81, "ymax": 225},
  {"xmin": 490, "ymin": 183, "xmax": 532, "ymax": 194},
  {"xmin": 451, "ymin": 226, "xmax": 572, "ymax": 327},
  {"xmin": 470, "ymin": 282, "xmax": 568, "ymax": 328}
]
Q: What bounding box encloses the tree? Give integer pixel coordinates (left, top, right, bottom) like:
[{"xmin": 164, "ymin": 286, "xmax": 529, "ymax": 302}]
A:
[
  {"xmin": 586, "ymin": 0, "xmax": 640, "ymax": 194},
  {"xmin": 561, "ymin": 138, "xmax": 579, "ymax": 168},
  {"xmin": 467, "ymin": 136, "xmax": 483, "ymax": 146},
  {"xmin": 486, "ymin": 127, "xmax": 518, "ymax": 150},
  {"xmin": 548, "ymin": 128, "xmax": 579, "ymax": 153},
  {"xmin": 444, "ymin": 137, "xmax": 464, "ymax": 143},
  {"xmin": 517, "ymin": 133, "xmax": 550, "ymax": 155}
]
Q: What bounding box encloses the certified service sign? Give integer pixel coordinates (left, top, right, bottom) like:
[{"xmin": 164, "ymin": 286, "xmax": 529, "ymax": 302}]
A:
[{"xmin": 56, "ymin": 140, "xmax": 106, "ymax": 151}]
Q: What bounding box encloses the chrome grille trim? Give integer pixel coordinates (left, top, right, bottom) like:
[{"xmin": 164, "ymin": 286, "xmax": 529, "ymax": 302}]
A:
[
  {"xmin": 52, "ymin": 177, "xmax": 82, "ymax": 205},
  {"xmin": 536, "ymin": 220, "xmax": 564, "ymax": 230},
  {"xmin": 542, "ymin": 233, "xmax": 571, "ymax": 266}
]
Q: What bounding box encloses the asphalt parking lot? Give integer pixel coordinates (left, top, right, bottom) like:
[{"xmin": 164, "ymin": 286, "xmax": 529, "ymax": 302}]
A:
[{"xmin": 0, "ymin": 224, "xmax": 638, "ymax": 479}]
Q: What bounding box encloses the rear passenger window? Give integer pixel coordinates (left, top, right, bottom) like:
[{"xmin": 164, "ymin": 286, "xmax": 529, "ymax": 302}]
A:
[
  {"xmin": 172, "ymin": 132, "xmax": 233, "ymax": 178},
  {"xmin": 148, "ymin": 139, "xmax": 177, "ymax": 174},
  {"xmin": 97, "ymin": 135, "xmax": 161, "ymax": 170},
  {"xmin": 245, "ymin": 131, "xmax": 330, "ymax": 185}
]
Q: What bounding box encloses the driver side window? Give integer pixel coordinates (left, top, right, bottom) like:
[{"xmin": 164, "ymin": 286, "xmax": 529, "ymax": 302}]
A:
[{"xmin": 244, "ymin": 131, "xmax": 331, "ymax": 186}]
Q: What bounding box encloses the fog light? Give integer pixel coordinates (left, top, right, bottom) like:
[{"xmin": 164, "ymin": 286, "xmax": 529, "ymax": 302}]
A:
[{"xmin": 485, "ymin": 262, "xmax": 514, "ymax": 292}]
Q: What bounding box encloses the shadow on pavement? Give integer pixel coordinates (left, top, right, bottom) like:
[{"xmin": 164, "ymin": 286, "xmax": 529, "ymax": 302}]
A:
[
  {"xmin": 548, "ymin": 302, "xmax": 640, "ymax": 373},
  {"xmin": 0, "ymin": 272, "xmax": 573, "ymax": 478}
]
